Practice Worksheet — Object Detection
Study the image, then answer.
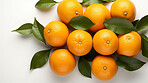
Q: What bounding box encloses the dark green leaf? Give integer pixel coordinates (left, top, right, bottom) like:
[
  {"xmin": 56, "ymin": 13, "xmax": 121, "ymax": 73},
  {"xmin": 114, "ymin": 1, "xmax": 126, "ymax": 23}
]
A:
[
  {"xmin": 69, "ymin": 16, "xmax": 95, "ymax": 30},
  {"xmin": 141, "ymin": 34, "xmax": 148, "ymax": 58},
  {"xmin": 112, "ymin": 52, "xmax": 118, "ymax": 60},
  {"xmin": 132, "ymin": 20, "xmax": 139, "ymax": 27},
  {"xmin": 83, "ymin": 48, "xmax": 98, "ymax": 61},
  {"xmin": 12, "ymin": 23, "xmax": 33, "ymax": 35},
  {"xmin": 116, "ymin": 55, "xmax": 146, "ymax": 71},
  {"xmin": 78, "ymin": 57, "xmax": 91, "ymax": 78},
  {"xmin": 35, "ymin": 0, "xmax": 57, "ymax": 9},
  {"xmin": 81, "ymin": 0, "xmax": 107, "ymax": 5},
  {"xmin": 30, "ymin": 49, "xmax": 51, "ymax": 70},
  {"xmin": 137, "ymin": 15, "xmax": 148, "ymax": 32},
  {"xmin": 102, "ymin": 0, "xmax": 116, "ymax": 2},
  {"xmin": 32, "ymin": 17, "xmax": 45, "ymax": 44},
  {"xmin": 104, "ymin": 17, "xmax": 136, "ymax": 34}
]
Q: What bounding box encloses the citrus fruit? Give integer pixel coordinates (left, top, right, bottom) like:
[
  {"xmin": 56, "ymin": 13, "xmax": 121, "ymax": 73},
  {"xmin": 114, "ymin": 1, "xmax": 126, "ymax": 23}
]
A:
[
  {"xmin": 117, "ymin": 31, "xmax": 141, "ymax": 57},
  {"xmin": 84, "ymin": 4, "xmax": 111, "ymax": 32},
  {"xmin": 49, "ymin": 49, "xmax": 76, "ymax": 76},
  {"xmin": 57, "ymin": 0, "xmax": 83, "ymax": 24},
  {"xmin": 44, "ymin": 21, "xmax": 69, "ymax": 47},
  {"xmin": 91, "ymin": 55, "xmax": 118, "ymax": 81},
  {"xmin": 93, "ymin": 29, "xmax": 118, "ymax": 55},
  {"xmin": 110, "ymin": 0, "xmax": 136, "ymax": 22},
  {"xmin": 67, "ymin": 30, "xmax": 92, "ymax": 56}
]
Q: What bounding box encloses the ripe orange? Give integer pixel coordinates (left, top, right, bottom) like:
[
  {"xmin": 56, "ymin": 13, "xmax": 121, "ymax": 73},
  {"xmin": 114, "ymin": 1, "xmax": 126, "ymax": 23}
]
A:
[
  {"xmin": 110, "ymin": 0, "xmax": 136, "ymax": 22},
  {"xmin": 91, "ymin": 55, "xmax": 118, "ymax": 81},
  {"xmin": 93, "ymin": 29, "xmax": 118, "ymax": 55},
  {"xmin": 117, "ymin": 31, "xmax": 141, "ymax": 57},
  {"xmin": 67, "ymin": 30, "xmax": 92, "ymax": 56},
  {"xmin": 57, "ymin": 0, "xmax": 83, "ymax": 24},
  {"xmin": 44, "ymin": 21, "xmax": 69, "ymax": 47},
  {"xmin": 84, "ymin": 4, "xmax": 111, "ymax": 32},
  {"xmin": 49, "ymin": 49, "xmax": 76, "ymax": 76}
]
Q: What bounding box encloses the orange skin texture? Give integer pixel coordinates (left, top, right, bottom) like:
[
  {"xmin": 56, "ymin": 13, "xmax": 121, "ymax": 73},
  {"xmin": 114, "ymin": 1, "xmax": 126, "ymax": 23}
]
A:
[
  {"xmin": 49, "ymin": 49, "xmax": 76, "ymax": 76},
  {"xmin": 93, "ymin": 29, "xmax": 118, "ymax": 55},
  {"xmin": 110, "ymin": 0, "xmax": 136, "ymax": 22},
  {"xmin": 91, "ymin": 55, "xmax": 118, "ymax": 81},
  {"xmin": 44, "ymin": 21, "xmax": 69, "ymax": 47},
  {"xmin": 84, "ymin": 4, "xmax": 111, "ymax": 32},
  {"xmin": 117, "ymin": 31, "xmax": 141, "ymax": 57},
  {"xmin": 57, "ymin": 0, "xmax": 83, "ymax": 24},
  {"xmin": 67, "ymin": 30, "xmax": 92, "ymax": 56}
]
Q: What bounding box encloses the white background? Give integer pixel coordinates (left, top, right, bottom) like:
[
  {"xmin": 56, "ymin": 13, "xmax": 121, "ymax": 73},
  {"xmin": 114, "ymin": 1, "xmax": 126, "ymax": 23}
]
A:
[{"xmin": 1, "ymin": 0, "xmax": 148, "ymax": 83}]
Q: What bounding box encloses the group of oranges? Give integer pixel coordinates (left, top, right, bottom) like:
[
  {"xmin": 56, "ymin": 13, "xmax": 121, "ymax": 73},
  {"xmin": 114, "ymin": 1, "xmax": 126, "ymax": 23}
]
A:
[{"xmin": 44, "ymin": 0, "xmax": 141, "ymax": 81}]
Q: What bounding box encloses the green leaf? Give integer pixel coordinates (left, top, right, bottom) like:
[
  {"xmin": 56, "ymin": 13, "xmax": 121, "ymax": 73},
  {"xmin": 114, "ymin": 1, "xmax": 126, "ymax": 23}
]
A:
[
  {"xmin": 136, "ymin": 15, "xmax": 148, "ymax": 32},
  {"xmin": 78, "ymin": 57, "xmax": 91, "ymax": 78},
  {"xmin": 81, "ymin": 0, "xmax": 107, "ymax": 5},
  {"xmin": 12, "ymin": 23, "xmax": 33, "ymax": 35},
  {"xmin": 35, "ymin": 0, "xmax": 57, "ymax": 9},
  {"xmin": 30, "ymin": 49, "xmax": 51, "ymax": 70},
  {"xmin": 68, "ymin": 16, "xmax": 95, "ymax": 30},
  {"xmin": 141, "ymin": 34, "xmax": 148, "ymax": 58},
  {"xmin": 104, "ymin": 17, "xmax": 136, "ymax": 34},
  {"xmin": 102, "ymin": 0, "xmax": 116, "ymax": 2},
  {"xmin": 132, "ymin": 20, "xmax": 139, "ymax": 27},
  {"xmin": 83, "ymin": 47, "xmax": 98, "ymax": 61},
  {"xmin": 32, "ymin": 17, "xmax": 45, "ymax": 44},
  {"xmin": 116, "ymin": 55, "xmax": 146, "ymax": 71}
]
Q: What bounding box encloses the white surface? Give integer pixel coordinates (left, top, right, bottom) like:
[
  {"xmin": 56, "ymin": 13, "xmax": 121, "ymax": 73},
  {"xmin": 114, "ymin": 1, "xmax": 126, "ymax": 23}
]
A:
[{"xmin": 1, "ymin": 0, "xmax": 148, "ymax": 83}]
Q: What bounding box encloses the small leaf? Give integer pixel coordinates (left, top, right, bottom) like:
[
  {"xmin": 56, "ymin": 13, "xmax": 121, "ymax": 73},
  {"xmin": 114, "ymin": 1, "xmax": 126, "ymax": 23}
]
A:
[
  {"xmin": 83, "ymin": 48, "xmax": 98, "ymax": 61},
  {"xmin": 35, "ymin": 0, "xmax": 57, "ymax": 9},
  {"xmin": 102, "ymin": 0, "xmax": 116, "ymax": 2},
  {"xmin": 137, "ymin": 15, "xmax": 148, "ymax": 32},
  {"xmin": 32, "ymin": 17, "xmax": 45, "ymax": 44},
  {"xmin": 116, "ymin": 55, "xmax": 146, "ymax": 71},
  {"xmin": 141, "ymin": 34, "xmax": 148, "ymax": 58},
  {"xmin": 78, "ymin": 57, "xmax": 91, "ymax": 78},
  {"xmin": 30, "ymin": 49, "xmax": 51, "ymax": 70},
  {"xmin": 132, "ymin": 20, "xmax": 139, "ymax": 27},
  {"xmin": 81, "ymin": 0, "xmax": 107, "ymax": 5},
  {"xmin": 12, "ymin": 23, "xmax": 33, "ymax": 35},
  {"xmin": 69, "ymin": 16, "xmax": 95, "ymax": 30},
  {"xmin": 104, "ymin": 17, "xmax": 136, "ymax": 34}
]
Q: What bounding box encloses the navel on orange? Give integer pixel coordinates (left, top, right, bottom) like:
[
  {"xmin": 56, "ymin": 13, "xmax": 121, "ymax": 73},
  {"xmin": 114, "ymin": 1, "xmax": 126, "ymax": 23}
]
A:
[
  {"xmin": 93, "ymin": 29, "xmax": 118, "ymax": 55},
  {"xmin": 57, "ymin": 0, "xmax": 83, "ymax": 24},
  {"xmin": 44, "ymin": 21, "xmax": 69, "ymax": 47},
  {"xmin": 110, "ymin": 0, "xmax": 136, "ymax": 22},
  {"xmin": 117, "ymin": 31, "xmax": 141, "ymax": 57},
  {"xmin": 91, "ymin": 56, "xmax": 118, "ymax": 81},
  {"xmin": 84, "ymin": 4, "xmax": 111, "ymax": 32},
  {"xmin": 67, "ymin": 30, "xmax": 92, "ymax": 56},
  {"xmin": 49, "ymin": 49, "xmax": 76, "ymax": 76}
]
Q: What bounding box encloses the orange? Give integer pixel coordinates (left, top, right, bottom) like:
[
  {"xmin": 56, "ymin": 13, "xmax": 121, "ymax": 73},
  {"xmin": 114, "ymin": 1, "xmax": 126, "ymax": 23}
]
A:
[
  {"xmin": 67, "ymin": 30, "xmax": 92, "ymax": 56},
  {"xmin": 110, "ymin": 0, "xmax": 136, "ymax": 22},
  {"xmin": 57, "ymin": 0, "xmax": 83, "ymax": 24},
  {"xmin": 49, "ymin": 49, "xmax": 76, "ymax": 76},
  {"xmin": 93, "ymin": 29, "xmax": 118, "ymax": 55},
  {"xmin": 117, "ymin": 31, "xmax": 141, "ymax": 57},
  {"xmin": 91, "ymin": 55, "xmax": 118, "ymax": 81},
  {"xmin": 44, "ymin": 21, "xmax": 69, "ymax": 47},
  {"xmin": 84, "ymin": 4, "xmax": 111, "ymax": 32}
]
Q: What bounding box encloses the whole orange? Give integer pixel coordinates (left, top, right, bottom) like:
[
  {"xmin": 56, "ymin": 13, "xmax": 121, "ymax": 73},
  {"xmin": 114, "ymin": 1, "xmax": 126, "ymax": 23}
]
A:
[
  {"xmin": 49, "ymin": 49, "xmax": 76, "ymax": 76},
  {"xmin": 117, "ymin": 31, "xmax": 141, "ymax": 57},
  {"xmin": 110, "ymin": 0, "xmax": 136, "ymax": 22},
  {"xmin": 44, "ymin": 21, "xmax": 69, "ymax": 47},
  {"xmin": 93, "ymin": 29, "xmax": 118, "ymax": 55},
  {"xmin": 84, "ymin": 4, "xmax": 111, "ymax": 32},
  {"xmin": 67, "ymin": 30, "xmax": 92, "ymax": 56},
  {"xmin": 57, "ymin": 0, "xmax": 83, "ymax": 24},
  {"xmin": 91, "ymin": 55, "xmax": 118, "ymax": 81}
]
